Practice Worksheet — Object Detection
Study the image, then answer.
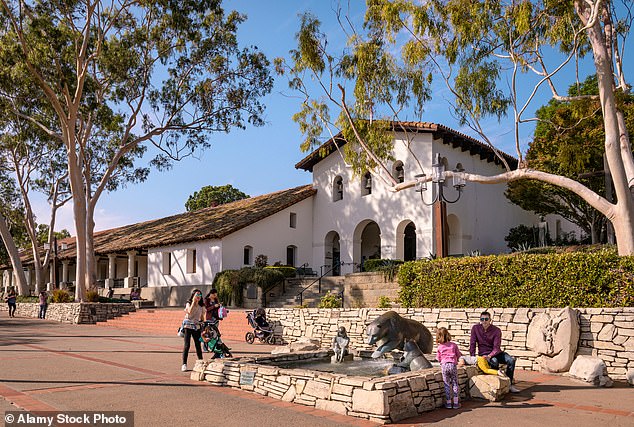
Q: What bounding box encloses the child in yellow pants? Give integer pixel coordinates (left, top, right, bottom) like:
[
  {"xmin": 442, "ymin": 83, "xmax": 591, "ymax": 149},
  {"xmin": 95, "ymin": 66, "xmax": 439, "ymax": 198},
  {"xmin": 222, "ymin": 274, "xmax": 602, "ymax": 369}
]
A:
[{"xmin": 459, "ymin": 355, "xmax": 507, "ymax": 377}]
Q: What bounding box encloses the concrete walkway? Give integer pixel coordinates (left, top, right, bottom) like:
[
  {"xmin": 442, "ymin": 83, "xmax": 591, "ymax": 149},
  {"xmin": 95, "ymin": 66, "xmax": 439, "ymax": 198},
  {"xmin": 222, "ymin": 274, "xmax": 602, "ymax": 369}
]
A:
[{"xmin": 1, "ymin": 316, "xmax": 632, "ymax": 427}]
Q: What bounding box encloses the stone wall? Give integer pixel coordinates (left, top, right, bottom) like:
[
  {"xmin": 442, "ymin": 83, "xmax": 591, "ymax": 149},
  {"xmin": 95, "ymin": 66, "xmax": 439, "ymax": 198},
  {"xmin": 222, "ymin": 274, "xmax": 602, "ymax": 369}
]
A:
[
  {"xmin": 265, "ymin": 307, "xmax": 634, "ymax": 379},
  {"xmin": 0, "ymin": 302, "xmax": 135, "ymax": 324},
  {"xmin": 196, "ymin": 351, "xmax": 476, "ymax": 424},
  {"xmin": 343, "ymin": 273, "xmax": 399, "ymax": 308}
]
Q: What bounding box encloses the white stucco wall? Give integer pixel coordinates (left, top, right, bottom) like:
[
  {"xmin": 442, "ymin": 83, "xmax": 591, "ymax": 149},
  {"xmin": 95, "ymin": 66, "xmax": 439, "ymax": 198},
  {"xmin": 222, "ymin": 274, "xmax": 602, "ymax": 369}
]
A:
[
  {"xmin": 147, "ymin": 240, "xmax": 222, "ymax": 287},
  {"xmin": 309, "ymin": 131, "xmax": 560, "ymax": 272},
  {"xmin": 221, "ymin": 197, "xmax": 314, "ymax": 270}
]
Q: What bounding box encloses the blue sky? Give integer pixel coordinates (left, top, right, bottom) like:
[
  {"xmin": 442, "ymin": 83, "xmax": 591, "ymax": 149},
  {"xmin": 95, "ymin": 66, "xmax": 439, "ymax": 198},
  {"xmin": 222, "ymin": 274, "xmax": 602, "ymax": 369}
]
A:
[{"xmin": 34, "ymin": 0, "xmax": 633, "ymax": 233}]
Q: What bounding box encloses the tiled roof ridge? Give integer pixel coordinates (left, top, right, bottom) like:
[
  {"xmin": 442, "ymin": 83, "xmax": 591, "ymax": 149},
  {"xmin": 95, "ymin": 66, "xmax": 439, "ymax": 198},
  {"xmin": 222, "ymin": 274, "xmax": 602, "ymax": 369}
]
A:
[{"xmin": 295, "ymin": 120, "xmax": 517, "ymax": 171}]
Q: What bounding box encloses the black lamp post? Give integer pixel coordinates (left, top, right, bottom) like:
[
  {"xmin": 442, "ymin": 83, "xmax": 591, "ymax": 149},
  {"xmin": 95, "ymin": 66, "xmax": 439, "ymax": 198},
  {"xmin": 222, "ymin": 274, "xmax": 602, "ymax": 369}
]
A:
[{"xmin": 414, "ymin": 153, "xmax": 466, "ymax": 257}]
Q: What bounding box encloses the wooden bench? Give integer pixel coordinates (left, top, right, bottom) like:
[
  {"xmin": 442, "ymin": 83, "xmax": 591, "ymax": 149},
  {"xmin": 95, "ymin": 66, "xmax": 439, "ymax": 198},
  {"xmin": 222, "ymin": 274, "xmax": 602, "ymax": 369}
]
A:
[{"xmin": 111, "ymin": 290, "xmax": 131, "ymax": 301}]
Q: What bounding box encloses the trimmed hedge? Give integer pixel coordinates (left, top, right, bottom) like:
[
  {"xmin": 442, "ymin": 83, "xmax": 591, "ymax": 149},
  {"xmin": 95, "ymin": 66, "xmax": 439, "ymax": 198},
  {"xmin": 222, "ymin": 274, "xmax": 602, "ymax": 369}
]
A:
[
  {"xmin": 398, "ymin": 249, "xmax": 634, "ymax": 308},
  {"xmin": 264, "ymin": 265, "xmax": 296, "ymax": 278}
]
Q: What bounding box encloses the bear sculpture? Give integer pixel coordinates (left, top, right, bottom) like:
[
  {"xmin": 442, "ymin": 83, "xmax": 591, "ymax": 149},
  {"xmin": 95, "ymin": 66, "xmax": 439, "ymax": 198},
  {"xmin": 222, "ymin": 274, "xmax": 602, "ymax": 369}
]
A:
[
  {"xmin": 366, "ymin": 311, "xmax": 433, "ymax": 359},
  {"xmin": 387, "ymin": 340, "xmax": 433, "ymax": 374}
]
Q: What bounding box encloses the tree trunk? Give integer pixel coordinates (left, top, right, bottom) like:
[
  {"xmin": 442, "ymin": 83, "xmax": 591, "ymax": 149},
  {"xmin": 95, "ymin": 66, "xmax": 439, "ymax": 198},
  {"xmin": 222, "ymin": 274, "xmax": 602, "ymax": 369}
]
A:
[
  {"xmin": 85, "ymin": 205, "xmax": 97, "ymax": 290},
  {"xmin": 586, "ymin": 15, "xmax": 634, "ymax": 255},
  {"xmin": 0, "ymin": 213, "xmax": 28, "ymax": 295},
  {"xmin": 68, "ymin": 156, "xmax": 87, "ymax": 302}
]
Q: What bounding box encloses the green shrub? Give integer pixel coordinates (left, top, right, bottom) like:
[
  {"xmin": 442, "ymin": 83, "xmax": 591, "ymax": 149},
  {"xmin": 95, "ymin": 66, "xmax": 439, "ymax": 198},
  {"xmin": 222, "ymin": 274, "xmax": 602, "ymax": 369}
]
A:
[
  {"xmin": 86, "ymin": 290, "xmax": 100, "ymax": 302},
  {"xmin": 51, "ymin": 289, "xmax": 73, "ymax": 303},
  {"xmin": 254, "ymin": 254, "xmax": 268, "ymax": 268},
  {"xmin": 16, "ymin": 295, "xmax": 38, "ymax": 303},
  {"xmin": 264, "ymin": 265, "xmax": 296, "ymax": 278},
  {"xmin": 318, "ymin": 291, "xmax": 342, "ymax": 308},
  {"xmin": 363, "ymin": 259, "xmax": 403, "ymax": 271},
  {"xmin": 397, "ymin": 248, "xmax": 634, "ymax": 308},
  {"xmin": 212, "ymin": 267, "xmax": 286, "ymax": 307},
  {"xmin": 377, "ymin": 296, "xmax": 391, "ymax": 308}
]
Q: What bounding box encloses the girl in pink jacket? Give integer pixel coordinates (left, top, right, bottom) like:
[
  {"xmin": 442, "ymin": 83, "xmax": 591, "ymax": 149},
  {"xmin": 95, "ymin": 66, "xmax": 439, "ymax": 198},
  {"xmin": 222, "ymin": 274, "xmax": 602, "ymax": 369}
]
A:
[{"xmin": 436, "ymin": 327, "xmax": 462, "ymax": 409}]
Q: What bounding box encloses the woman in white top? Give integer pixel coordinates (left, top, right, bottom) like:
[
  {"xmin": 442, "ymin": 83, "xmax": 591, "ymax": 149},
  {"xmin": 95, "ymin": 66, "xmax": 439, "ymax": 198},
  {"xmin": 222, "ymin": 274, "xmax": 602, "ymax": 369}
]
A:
[{"xmin": 181, "ymin": 288, "xmax": 205, "ymax": 372}]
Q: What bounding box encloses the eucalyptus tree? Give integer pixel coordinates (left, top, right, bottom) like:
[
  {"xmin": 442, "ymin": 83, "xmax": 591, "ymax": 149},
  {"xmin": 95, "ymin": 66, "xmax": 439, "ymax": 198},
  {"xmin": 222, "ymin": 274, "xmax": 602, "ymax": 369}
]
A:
[
  {"xmin": 278, "ymin": 1, "xmax": 634, "ymax": 254},
  {"xmin": 506, "ymin": 76, "xmax": 634, "ymax": 243},
  {"xmin": 0, "ymin": 0, "xmax": 273, "ymax": 300},
  {"xmin": 0, "ymin": 162, "xmax": 28, "ymax": 294}
]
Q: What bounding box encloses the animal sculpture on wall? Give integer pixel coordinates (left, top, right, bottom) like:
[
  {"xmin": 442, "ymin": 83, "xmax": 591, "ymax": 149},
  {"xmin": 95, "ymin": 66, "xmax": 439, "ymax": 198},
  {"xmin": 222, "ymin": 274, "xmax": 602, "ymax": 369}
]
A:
[
  {"xmin": 527, "ymin": 306, "xmax": 580, "ymax": 373},
  {"xmin": 331, "ymin": 326, "xmax": 350, "ymax": 363},
  {"xmin": 387, "ymin": 340, "xmax": 433, "ymax": 374},
  {"xmin": 366, "ymin": 311, "xmax": 433, "ymax": 358}
]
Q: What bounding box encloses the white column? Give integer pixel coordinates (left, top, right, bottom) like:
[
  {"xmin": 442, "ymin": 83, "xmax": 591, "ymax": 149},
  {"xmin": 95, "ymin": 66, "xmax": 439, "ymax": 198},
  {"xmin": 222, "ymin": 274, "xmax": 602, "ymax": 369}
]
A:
[
  {"xmin": 124, "ymin": 250, "xmax": 136, "ymax": 288},
  {"xmin": 105, "ymin": 254, "xmax": 116, "ymax": 289},
  {"xmin": 48, "ymin": 265, "xmax": 54, "ymax": 291},
  {"xmin": 62, "ymin": 261, "xmax": 70, "ymax": 284}
]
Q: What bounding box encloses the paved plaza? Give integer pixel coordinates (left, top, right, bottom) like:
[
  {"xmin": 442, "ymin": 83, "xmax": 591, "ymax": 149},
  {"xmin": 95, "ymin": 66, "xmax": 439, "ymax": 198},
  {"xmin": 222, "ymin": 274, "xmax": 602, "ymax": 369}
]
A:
[{"xmin": 1, "ymin": 316, "xmax": 632, "ymax": 426}]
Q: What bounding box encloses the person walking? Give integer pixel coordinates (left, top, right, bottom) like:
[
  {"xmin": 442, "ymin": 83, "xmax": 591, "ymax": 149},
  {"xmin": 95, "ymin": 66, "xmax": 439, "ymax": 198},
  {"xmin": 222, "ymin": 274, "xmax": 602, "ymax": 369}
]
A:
[
  {"xmin": 38, "ymin": 290, "xmax": 48, "ymax": 319},
  {"xmin": 436, "ymin": 327, "xmax": 462, "ymax": 409},
  {"xmin": 470, "ymin": 311, "xmax": 520, "ymax": 393},
  {"xmin": 181, "ymin": 289, "xmax": 205, "ymax": 372},
  {"xmin": 5, "ymin": 288, "xmax": 16, "ymax": 318}
]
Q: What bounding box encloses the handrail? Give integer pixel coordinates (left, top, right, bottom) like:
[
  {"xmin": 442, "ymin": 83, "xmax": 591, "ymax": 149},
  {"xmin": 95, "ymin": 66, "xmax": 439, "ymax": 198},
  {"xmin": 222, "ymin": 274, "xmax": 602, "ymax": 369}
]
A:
[{"xmin": 295, "ymin": 261, "xmax": 357, "ymax": 306}]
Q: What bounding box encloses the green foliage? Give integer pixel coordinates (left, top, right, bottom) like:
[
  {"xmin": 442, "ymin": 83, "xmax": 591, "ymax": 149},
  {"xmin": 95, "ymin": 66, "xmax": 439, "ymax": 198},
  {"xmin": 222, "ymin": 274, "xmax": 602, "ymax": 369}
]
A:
[
  {"xmin": 505, "ymin": 75, "xmax": 634, "ymax": 243},
  {"xmin": 377, "ymin": 296, "xmax": 392, "ymax": 309},
  {"xmin": 212, "ymin": 267, "xmax": 286, "ymax": 306},
  {"xmin": 363, "ymin": 258, "xmax": 403, "ymax": 271},
  {"xmin": 185, "ymin": 185, "xmax": 249, "ymax": 212},
  {"xmin": 36, "ymin": 225, "xmax": 71, "ymax": 245},
  {"xmin": 51, "ymin": 289, "xmax": 73, "ymax": 303},
  {"xmin": 397, "ymin": 249, "xmax": 634, "ymax": 308},
  {"xmin": 254, "ymin": 254, "xmax": 268, "ymax": 268},
  {"xmin": 264, "ymin": 265, "xmax": 296, "ymax": 278},
  {"xmin": 363, "ymin": 258, "xmax": 403, "ymax": 281},
  {"xmin": 86, "ymin": 290, "xmax": 99, "ymax": 302},
  {"xmin": 318, "ymin": 291, "xmax": 342, "ymax": 308},
  {"xmin": 15, "ymin": 295, "xmax": 38, "ymax": 303},
  {"xmin": 505, "ymin": 224, "xmax": 547, "ymax": 251}
]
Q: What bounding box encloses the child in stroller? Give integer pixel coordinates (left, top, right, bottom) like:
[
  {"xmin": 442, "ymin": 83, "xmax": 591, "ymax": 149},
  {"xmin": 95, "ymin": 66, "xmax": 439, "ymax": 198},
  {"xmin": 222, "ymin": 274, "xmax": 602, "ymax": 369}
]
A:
[
  {"xmin": 200, "ymin": 320, "xmax": 232, "ymax": 358},
  {"xmin": 245, "ymin": 308, "xmax": 275, "ymax": 344}
]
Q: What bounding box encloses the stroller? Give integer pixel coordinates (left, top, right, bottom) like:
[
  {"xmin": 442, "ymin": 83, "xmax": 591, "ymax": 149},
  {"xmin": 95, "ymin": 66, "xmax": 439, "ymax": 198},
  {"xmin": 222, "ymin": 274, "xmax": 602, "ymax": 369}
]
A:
[
  {"xmin": 245, "ymin": 308, "xmax": 275, "ymax": 345},
  {"xmin": 200, "ymin": 320, "xmax": 233, "ymax": 358}
]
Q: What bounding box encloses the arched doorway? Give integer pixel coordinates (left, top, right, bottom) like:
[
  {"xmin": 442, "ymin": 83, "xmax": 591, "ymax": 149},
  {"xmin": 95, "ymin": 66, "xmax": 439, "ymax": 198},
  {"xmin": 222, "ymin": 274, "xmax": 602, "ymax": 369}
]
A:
[
  {"xmin": 396, "ymin": 220, "xmax": 417, "ymax": 261},
  {"xmin": 324, "ymin": 231, "xmax": 341, "ymax": 276},
  {"xmin": 404, "ymin": 223, "xmax": 416, "ymax": 261},
  {"xmin": 353, "ymin": 220, "xmax": 381, "ymax": 271}
]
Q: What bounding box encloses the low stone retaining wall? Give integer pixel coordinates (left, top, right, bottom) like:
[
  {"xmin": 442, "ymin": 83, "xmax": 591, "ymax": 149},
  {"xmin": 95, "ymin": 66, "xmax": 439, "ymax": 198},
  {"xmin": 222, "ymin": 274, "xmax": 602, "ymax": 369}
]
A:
[
  {"xmin": 193, "ymin": 350, "xmax": 476, "ymax": 424},
  {"xmin": 0, "ymin": 302, "xmax": 135, "ymax": 324},
  {"xmin": 265, "ymin": 307, "xmax": 634, "ymax": 379}
]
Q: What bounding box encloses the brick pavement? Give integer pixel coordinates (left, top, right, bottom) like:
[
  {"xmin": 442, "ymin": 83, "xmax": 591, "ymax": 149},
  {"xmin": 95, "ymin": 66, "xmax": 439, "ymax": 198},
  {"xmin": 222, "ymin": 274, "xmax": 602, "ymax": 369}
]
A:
[{"xmin": 1, "ymin": 314, "xmax": 632, "ymax": 427}]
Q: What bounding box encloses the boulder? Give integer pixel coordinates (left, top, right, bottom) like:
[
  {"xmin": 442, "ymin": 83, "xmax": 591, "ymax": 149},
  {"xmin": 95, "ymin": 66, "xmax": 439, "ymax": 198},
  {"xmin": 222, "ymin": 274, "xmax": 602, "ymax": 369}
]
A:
[
  {"xmin": 192, "ymin": 359, "xmax": 207, "ymax": 373},
  {"xmin": 626, "ymin": 369, "xmax": 634, "ymax": 387},
  {"xmin": 568, "ymin": 355, "xmax": 613, "ymax": 387},
  {"xmin": 468, "ymin": 375, "xmax": 510, "ymax": 401}
]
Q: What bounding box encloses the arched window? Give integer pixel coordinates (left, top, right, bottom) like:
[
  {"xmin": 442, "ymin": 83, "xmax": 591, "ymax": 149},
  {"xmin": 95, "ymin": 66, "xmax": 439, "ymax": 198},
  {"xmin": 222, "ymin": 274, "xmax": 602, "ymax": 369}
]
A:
[
  {"xmin": 333, "ymin": 176, "xmax": 343, "ymax": 202},
  {"xmin": 392, "ymin": 161, "xmax": 404, "ymax": 183},
  {"xmin": 243, "ymin": 245, "xmax": 253, "ymax": 266},
  {"xmin": 361, "ymin": 172, "xmax": 372, "ymax": 196}
]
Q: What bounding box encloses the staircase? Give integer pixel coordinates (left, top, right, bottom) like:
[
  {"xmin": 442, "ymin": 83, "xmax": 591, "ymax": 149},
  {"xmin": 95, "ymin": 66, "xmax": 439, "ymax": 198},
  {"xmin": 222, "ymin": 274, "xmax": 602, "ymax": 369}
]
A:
[
  {"xmin": 266, "ymin": 276, "xmax": 345, "ymax": 308},
  {"xmin": 94, "ymin": 307, "xmax": 253, "ymax": 342}
]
